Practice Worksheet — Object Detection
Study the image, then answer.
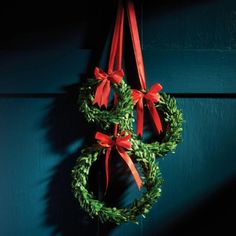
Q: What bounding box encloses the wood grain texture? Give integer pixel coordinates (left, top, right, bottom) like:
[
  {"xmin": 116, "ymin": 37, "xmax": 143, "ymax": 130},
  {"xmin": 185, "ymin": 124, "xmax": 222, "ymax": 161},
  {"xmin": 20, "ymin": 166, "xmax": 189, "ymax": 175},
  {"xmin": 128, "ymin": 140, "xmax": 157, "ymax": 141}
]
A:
[
  {"xmin": 0, "ymin": 98, "xmax": 236, "ymax": 235},
  {"xmin": 143, "ymin": 49, "xmax": 236, "ymax": 93},
  {"xmin": 0, "ymin": 50, "xmax": 91, "ymax": 93},
  {"xmin": 143, "ymin": 0, "xmax": 236, "ymax": 50},
  {"xmin": 1, "ymin": 49, "xmax": 236, "ymax": 94},
  {"xmin": 0, "ymin": 0, "xmax": 236, "ymax": 235}
]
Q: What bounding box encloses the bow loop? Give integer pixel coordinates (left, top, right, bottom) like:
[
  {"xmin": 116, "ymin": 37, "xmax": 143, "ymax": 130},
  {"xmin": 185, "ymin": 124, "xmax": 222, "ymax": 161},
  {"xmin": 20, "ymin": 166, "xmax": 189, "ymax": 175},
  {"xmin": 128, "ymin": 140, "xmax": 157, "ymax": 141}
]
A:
[
  {"xmin": 131, "ymin": 89, "xmax": 143, "ymax": 105},
  {"xmin": 144, "ymin": 83, "xmax": 162, "ymax": 103},
  {"xmin": 93, "ymin": 67, "xmax": 124, "ymax": 108},
  {"xmin": 148, "ymin": 83, "xmax": 163, "ymax": 94},
  {"xmin": 108, "ymin": 69, "xmax": 124, "ymax": 84},
  {"xmin": 94, "ymin": 67, "xmax": 108, "ymax": 80},
  {"xmin": 144, "ymin": 92, "xmax": 161, "ymax": 103},
  {"xmin": 95, "ymin": 132, "xmax": 114, "ymax": 148},
  {"xmin": 116, "ymin": 132, "xmax": 132, "ymax": 150}
]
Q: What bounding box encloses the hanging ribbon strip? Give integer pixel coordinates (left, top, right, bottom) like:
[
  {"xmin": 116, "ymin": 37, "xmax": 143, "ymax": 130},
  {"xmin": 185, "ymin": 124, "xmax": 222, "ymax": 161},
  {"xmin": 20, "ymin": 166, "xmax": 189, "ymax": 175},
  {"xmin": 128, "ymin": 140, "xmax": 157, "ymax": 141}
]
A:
[
  {"xmin": 131, "ymin": 83, "xmax": 163, "ymax": 136},
  {"xmin": 95, "ymin": 125, "xmax": 142, "ymax": 193},
  {"xmin": 127, "ymin": 0, "xmax": 163, "ymax": 136},
  {"xmin": 93, "ymin": 2, "xmax": 124, "ymax": 108}
]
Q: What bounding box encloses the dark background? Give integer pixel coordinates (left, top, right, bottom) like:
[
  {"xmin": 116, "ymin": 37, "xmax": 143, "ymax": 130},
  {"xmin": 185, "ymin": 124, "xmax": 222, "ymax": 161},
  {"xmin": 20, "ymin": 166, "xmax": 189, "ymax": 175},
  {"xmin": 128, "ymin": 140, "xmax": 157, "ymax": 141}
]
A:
[{"xmin": 0, "ymin": 0, "xmax": 236, "ymax": 235}]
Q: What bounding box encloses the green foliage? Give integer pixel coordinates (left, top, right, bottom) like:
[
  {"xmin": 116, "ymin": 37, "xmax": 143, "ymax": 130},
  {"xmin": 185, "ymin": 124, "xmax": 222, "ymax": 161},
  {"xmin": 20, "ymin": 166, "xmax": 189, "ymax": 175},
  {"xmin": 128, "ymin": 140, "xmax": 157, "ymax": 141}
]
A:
[
  {"xmin": 79, "ymin": 78, "xmax": 134, "ymax": 130},
  {"xmin": 132, "ymin": 93, "xmax": 184, "ymax": 157},
  {"xmin": 71, "ymin": 145, "xmax": 163, "ymax": 225}
]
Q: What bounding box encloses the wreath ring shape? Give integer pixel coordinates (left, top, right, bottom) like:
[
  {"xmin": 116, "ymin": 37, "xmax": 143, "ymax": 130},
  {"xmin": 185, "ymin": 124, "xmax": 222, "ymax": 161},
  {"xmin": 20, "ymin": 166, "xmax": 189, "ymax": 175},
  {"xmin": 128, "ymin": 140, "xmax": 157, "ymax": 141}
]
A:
[
  {"xmin": 72, "ymin": 144, "xmax": 163, "ymax": 224},
  {"xmin": 79, "ymin": 78, "xmax": 134, "ymax": 131},
  {"xmin": 131, "ymin": 93, "xmax": 184, "ymax": 158}
]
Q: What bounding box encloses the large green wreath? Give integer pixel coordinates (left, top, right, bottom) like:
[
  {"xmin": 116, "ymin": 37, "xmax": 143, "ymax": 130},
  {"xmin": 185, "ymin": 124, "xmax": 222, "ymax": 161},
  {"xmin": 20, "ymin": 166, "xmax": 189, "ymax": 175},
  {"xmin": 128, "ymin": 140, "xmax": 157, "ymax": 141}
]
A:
[
  {"xmin": 79, "ymin": 78, "xmax": 134, "ymax": 131},
  {"xmin": 72, "ymin": 144, "xmax": 163, "ymax": 224},
  {"xmin": 80, "ymin": 79, "xmax": 183, "ymax": 158}
]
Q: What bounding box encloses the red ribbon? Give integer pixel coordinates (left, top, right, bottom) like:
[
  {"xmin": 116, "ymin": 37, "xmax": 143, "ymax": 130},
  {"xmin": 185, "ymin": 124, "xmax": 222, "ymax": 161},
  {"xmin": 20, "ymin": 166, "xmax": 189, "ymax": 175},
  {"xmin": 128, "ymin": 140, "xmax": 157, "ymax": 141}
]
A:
[
  {"xmin": 95, "ymin": 128, "xmax": 142, "ymax": 193},
  {"xmin": 131, "ymin": 83, "xmax": 163, "ymax": 136},
  {"xmin": 93, "ymin": 2, "xmax": 124, "ymax": 108},
  {"xmin": 126, "ymin": 1, "xmax": 146, "ymax": 90},
  {"xmin": 93, "ymin": 67, "xmax": 124, "ymax": 108},
  {"xmin": 127, "ymin": 1, "xmax": 163, "ymax": 136}
]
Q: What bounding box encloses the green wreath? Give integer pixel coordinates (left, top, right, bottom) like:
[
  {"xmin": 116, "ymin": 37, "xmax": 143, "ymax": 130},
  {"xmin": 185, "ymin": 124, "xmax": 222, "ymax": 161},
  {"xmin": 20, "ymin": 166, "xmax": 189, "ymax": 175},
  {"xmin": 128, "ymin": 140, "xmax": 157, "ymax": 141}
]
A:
[
  {"xmin": 132, "ymin": 93, "xmax": 184, "ymax": 157},
  {"xmin": 79, "ymin": 78, "xmax": 134, "ymax": 131},
  {"xmin": 72, "ymin": 145, "xmax": 163, "ymax": 224}
]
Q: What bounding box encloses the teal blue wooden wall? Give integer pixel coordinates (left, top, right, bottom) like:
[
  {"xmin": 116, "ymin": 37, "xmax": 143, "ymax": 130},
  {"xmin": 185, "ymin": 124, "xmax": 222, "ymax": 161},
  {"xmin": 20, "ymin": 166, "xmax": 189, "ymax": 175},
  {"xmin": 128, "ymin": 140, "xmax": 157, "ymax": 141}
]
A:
[{"xmin": 1, "ymin": 1, "xmax": 236, "ymax": 235}]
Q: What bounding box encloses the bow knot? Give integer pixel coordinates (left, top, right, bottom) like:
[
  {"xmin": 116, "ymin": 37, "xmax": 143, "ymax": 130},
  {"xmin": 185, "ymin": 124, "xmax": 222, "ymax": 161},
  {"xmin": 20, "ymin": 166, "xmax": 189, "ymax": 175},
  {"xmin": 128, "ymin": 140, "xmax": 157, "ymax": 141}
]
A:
[
  {"xmin": 93, "ymin": 67, "xmax": 124, "ymax": 108},
  {"xmin": 131, "ymin": 83, "xmax": 163, "ymax": 136},
  {"xmin": 95, "ymin": 131, "xmax": 131, "ymax": 149},
  {"xmin": 95, "ymin": 130, "xmax": 142, "ymax": 193}
]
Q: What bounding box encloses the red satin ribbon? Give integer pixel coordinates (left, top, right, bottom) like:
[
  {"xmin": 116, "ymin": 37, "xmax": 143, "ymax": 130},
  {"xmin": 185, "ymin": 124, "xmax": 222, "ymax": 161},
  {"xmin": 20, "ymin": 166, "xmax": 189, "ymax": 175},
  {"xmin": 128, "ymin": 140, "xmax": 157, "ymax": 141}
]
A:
[
  {"xmin": 108, "ymin": 2, "xmax": 124, "ymax": 74},
  {"xmin": 126, "ymin": 1, "xmax": 146, "ymax": 90},
  {"xmin": 127, "ymin": 1, "xmax": 163, "ymax": 136},
  {"xmin": 95, "ymin": 127, "xmax": 142, "ymax": 193},
  {"xmin": 131, "ymin": 83, "xmax": 163, "ymax": 136},
  {"xmin": 93, "ymin": 67, "xmax": 124, "ymax": 108},
  {"xmin": 93, "ymin": 2, "xmax": 124, "ymax": 108}
]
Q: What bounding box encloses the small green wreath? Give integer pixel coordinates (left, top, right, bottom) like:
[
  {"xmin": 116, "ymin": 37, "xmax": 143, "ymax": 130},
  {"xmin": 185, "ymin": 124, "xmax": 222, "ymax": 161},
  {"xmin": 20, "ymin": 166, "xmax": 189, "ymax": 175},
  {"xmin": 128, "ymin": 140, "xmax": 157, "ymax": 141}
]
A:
[
  {"xmin": 132, "ymin": 93, "xmax": 184, "ymax": 157},
  {"xmin": 79, "ymin": 78, "xmax": 134, "ymax": 131},
  {"xmin": 72, "ymin": 145, "xmax": 163, "ymax": 224}
]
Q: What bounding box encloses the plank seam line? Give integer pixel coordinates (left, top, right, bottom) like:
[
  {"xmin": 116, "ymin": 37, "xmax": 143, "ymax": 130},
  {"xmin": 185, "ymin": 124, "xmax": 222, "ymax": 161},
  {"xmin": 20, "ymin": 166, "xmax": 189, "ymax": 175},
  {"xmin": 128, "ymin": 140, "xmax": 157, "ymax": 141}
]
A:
[{"xmin": 0, "ymin": 93, "xmax": 236, "ymax": 98}]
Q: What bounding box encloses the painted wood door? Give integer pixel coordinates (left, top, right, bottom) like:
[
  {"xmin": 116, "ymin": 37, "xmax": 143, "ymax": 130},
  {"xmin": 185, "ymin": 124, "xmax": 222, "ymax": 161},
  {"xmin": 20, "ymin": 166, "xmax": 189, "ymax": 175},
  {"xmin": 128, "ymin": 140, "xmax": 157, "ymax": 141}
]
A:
[{"xmin": 1, "ymin": 1, "xmax": 236, "ymax": 235}]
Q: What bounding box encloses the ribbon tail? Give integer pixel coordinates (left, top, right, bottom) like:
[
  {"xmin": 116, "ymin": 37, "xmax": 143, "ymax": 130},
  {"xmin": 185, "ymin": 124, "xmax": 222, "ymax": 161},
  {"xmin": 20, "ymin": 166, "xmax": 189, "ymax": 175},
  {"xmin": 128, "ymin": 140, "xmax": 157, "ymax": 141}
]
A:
[
  {"xmin": 110, "ymin": 69, "xmax": 124, "ymax": 84},
  {"xmin": 95, "ymin": 132, "xmax": 113, "ymax": 147},
  {"xmin": 113, "ymin": 93, "xmax": 118, "ymax": 105},
  {"xmin": 105, "ymin": 147, "xmax": 112, "ymax": 194},
  {"xmin": 149, "ymin": 83, "xmax": 163, "ymax": 94},
  {"xmin": 136, "ymin": 98, "xmax": 144, "ymax": 137},
  {"xmin": 147, "ymin": 101, "xmax": 163, "ymax": 134},
  {"xmin": 93, "ymin": 79, "xmax": 110, "ymax": 108},
  {"xmin": 101, "ymin": 80, "xmax": 111, "ymax": 108},
  {"xmin": 116, "ymin": 147, "xmax": 142, "ymax": 190}
]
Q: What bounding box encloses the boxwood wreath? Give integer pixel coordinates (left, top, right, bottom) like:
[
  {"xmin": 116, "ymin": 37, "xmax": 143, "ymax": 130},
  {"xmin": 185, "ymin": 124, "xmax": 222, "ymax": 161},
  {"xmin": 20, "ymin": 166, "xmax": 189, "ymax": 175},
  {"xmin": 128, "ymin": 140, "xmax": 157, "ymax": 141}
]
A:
[
  {"xmin": 134, "ymin": 93, "xmax": 184, "ymax": 157},
  {"xmin": 80, "ymin": 83, "xmax": 183, "ymax": 158},
  {"xmin": 72, "ymin": 144, "xmax": 163, "ymax": 224},
  {"xmin": 79, "ymin": 78, "xmax": 134, "ymax": 131}
]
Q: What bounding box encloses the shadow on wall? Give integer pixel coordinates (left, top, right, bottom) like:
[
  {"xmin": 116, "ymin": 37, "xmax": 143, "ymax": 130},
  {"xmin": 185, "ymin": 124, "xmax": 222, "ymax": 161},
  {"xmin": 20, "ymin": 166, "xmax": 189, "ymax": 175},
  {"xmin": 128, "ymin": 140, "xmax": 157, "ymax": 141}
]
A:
[
  {"xmin": 41, "ymin": 72, "xmax": 133, "ymax": 235},
  {"xmin": 41, "ymin": 78, "xmax": 98, "ymax": 235},
  {"xmin": 0, "ymin": 1, "xmax": 115, "ymax": 50},
  {"xmin": 42, "ymin": 80, "xmax": 134, "ymax": 235},
  {"xmin": 43, "ymin": 150, "xmax": 98, "ymax": 236},
  {"xmin": 43, "ymin": 145, "xmax": 132, "ymax": 236},
  {"xmin": 41, "ymin": 5, "xmax": 132, "ymax": 233},
  {"xmin": 154, "ymin": 176, "xmax": 236, "ymax": 236},
  {"xmin": 42, "ymin": 82, "xmax": 96, "ymax": 155}
]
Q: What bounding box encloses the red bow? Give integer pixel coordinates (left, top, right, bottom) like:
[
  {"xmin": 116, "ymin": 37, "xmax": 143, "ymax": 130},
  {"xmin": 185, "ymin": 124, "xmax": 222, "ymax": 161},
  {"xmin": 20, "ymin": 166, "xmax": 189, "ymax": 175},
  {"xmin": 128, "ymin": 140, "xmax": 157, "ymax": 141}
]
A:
[
  {"xmin": 131, "ymin": 83, "xmax": 163, "ymax": 137},
  {"xmin": 93, "ymin": 67, "xmax": 124, "ymax": 108},
  {"xmin": 95, "ymin": 130, "xmax": 142, "ymax": 193}
]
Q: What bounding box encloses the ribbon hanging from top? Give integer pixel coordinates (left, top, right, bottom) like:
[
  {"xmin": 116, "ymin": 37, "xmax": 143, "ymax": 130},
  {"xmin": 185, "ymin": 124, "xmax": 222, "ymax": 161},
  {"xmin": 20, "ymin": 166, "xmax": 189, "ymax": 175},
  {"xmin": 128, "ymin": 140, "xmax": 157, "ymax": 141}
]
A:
[
  {"xmin": 93, "ymin": 2, "xmax": 125, "ymax": 108},
  {"xmin": 126, "ymin": 0, "xmax": 163, "ymax": 136}
]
